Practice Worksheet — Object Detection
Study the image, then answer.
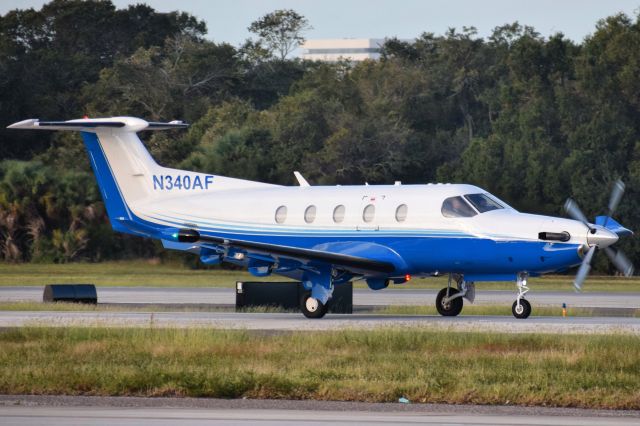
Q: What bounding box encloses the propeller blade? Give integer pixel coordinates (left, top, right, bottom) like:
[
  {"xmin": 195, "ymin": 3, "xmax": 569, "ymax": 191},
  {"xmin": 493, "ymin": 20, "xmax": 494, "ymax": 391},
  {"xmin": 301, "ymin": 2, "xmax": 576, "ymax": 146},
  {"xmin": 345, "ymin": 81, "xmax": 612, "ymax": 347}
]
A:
[
  {"xmin": 564, "ymin": 198, "xmax": 589, "ymax": 226},
  {"xmin": 604, "ymin": 180, "xmax": 625, "ymax": 227},
  {"xmin": 574, "ymin": 246, "xmax": 597, "ymax": 292},
  {"xmin": 604, "ymin": 246, "xmax": 635, "ymax": 277}
]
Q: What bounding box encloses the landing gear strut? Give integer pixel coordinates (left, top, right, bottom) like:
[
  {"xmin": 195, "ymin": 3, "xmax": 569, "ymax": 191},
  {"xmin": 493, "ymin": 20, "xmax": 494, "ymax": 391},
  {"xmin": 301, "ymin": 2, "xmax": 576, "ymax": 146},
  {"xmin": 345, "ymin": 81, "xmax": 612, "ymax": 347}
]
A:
[
  {"xmin": 512, "ymin": 272, "xmax": 532, "ymax": 319},
  {"xmin": 436, "ymin": 274, "xmax": 466, "ymax": 316}
]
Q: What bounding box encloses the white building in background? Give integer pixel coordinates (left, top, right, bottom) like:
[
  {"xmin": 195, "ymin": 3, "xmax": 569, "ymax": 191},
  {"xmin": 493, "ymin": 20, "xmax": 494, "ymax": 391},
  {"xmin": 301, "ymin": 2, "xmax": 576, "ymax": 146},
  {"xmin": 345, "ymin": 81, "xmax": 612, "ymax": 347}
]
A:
[{"xmin": 301, "ymin": 38, "xmax": 386, "ymax": 62}]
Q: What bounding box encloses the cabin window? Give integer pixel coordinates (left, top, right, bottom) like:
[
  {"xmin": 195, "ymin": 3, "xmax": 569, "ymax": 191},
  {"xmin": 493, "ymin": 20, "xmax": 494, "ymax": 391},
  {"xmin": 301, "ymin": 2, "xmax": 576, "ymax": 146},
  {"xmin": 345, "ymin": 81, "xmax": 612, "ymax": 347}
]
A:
[
  {"xmin": 304, "ymin": 205, "xmax": 317, "ymax": 223},
  {"xmin": 441, "ymin": 196, "xmax": 477, "ymax": 218},
  {"xmin": 395, "ymin": 204, "xmax": 408, "ymax": 222},
  {"xmin": 464, "ymin": 193, "xmax": 504, "ymax": 213},
  {"xmin": 363, "ymin": 204, "xmax": 375, "ymax": 222},
  {"xmin": 275, "ymin": 206, "xmax": 287, "ymax": 223},
  {"xmin": 333, "ymin": 205, "xmax": 346, "ymax": 223}
]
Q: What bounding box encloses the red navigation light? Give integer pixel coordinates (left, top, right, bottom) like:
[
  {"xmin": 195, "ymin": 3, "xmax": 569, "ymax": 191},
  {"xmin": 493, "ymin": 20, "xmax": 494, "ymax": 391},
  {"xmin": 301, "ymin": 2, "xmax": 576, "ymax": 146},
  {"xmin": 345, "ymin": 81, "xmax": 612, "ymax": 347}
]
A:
[{"xmin": 405, "ymin": 274, "xmax": 412, "ymax": 282}]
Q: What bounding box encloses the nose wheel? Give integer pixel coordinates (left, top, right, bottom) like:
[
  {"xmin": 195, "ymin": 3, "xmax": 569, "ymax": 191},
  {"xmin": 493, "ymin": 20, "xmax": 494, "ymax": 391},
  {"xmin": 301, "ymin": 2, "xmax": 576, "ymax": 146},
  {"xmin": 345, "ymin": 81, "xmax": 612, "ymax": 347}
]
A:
[
  {"xmin": 512, "ymin": 299, "xmax": 531, "ymax": 319},
  {"xmin": 512, "ymin": 272, "xmax": 532, "ymax": 319}
]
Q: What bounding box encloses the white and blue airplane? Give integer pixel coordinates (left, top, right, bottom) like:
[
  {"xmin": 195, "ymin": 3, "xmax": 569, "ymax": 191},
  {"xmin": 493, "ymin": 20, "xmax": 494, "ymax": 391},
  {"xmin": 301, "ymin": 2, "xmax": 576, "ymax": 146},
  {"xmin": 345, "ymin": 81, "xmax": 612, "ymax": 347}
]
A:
[{"xmin": 8, "ymin": 116, "xmax": 635, "ymax": 318}]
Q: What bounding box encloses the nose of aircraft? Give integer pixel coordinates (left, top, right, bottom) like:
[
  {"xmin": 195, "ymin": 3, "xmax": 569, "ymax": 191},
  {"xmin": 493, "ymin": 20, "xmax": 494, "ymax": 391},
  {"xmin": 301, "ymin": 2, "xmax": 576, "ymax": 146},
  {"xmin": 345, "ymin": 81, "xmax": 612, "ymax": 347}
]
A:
[{"xmin": 587, "ymin": 226, "xmax": 619, "ymax": 248}]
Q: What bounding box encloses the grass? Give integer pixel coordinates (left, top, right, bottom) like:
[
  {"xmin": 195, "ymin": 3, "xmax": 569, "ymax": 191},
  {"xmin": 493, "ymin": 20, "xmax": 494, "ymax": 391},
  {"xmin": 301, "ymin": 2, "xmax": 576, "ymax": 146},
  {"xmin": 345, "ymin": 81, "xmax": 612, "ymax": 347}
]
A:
[
  {"xmin": 1, "ymin": 301, "xmax": 638, "ymax": 318},
  {"xmin": 0, "ymin": 260, "xmax": 639, "ymax": 291},
  {"xmin": 0, "ymin": 327, "xmax": 639, "ymax": 409},
  {"xmin": 0, "ymin": 261, "xmax": 286, "ymax": 287},
  {"xmin": 0, "ymin": 301, "xmax": 294, "ymax": 314}
]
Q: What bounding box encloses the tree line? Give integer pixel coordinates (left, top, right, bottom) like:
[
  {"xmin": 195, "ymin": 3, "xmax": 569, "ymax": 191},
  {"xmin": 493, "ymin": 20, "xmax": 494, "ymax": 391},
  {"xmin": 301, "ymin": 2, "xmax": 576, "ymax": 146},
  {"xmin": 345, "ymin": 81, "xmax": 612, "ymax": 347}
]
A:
[{"xmin": 0, "ymin": 0, "xmax": 638, "ymax": 274}]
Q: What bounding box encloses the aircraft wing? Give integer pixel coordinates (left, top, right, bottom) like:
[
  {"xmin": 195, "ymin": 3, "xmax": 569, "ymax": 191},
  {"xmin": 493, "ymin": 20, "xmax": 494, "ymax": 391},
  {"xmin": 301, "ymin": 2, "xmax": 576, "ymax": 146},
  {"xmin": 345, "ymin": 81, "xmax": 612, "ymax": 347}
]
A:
[{"xmin": 175, "ymin": 230, "xmax": 396, "ymax": 274}]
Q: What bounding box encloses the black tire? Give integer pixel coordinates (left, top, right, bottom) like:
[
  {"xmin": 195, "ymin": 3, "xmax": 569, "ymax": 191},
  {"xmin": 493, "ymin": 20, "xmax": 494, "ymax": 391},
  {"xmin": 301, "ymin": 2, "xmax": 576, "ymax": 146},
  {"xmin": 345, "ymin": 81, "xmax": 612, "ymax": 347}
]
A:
[
  {"xmin": 436, "ymin": 287, "xmax": 463, "ymax": 316},
  {"xmin": 512, "ymin": 299, "xmax": 531, "ymax": 319},
  {"xmin": 300, "ymin": 294, "xmax": 328, "ymax": 319}
]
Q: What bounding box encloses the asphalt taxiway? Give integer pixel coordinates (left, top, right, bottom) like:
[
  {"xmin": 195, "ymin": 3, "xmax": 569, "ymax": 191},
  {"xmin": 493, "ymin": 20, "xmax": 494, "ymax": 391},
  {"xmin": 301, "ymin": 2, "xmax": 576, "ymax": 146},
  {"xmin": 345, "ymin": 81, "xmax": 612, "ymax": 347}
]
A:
[
  {"xmin": 3, "ymin": 406, "xmax": 639, "ymax": 425},
  {"xmin": 0, "ymin": 311, "xmax": 638, "ymax": 333},
  {"xmin": 1, "ymin": 396, "xmax": 639, "ymax": 426},
  {"xmin": 2, "ymin": 286, "xmax": 640, "ymax": 308}
]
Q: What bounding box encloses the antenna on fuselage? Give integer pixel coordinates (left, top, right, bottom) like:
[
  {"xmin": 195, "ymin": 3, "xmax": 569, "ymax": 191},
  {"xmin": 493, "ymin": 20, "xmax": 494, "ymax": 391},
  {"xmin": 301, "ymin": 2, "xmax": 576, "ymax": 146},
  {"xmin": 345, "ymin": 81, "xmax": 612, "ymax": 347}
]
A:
[{"xmin": 293, "ymin": 171, "xmax": 310, "ymax": 187}]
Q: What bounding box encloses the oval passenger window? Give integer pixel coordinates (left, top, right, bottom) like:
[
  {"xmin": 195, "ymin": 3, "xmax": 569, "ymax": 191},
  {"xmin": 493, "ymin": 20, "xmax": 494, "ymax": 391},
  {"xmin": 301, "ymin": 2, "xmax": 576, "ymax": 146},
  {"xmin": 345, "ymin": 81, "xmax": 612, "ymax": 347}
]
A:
[
  {"xmin": 395, "ymin": 204, "xmax": 408, "ymax": 222},
  {"xmin": 275, "ymin": 206, "xmax": 287, "ymax": 223},
  {"xmin": 333, "ymin": 205, "xmax": 345, "ymax": 223},
  {"xmin": 362, "ymin": 204, "xmax": 375, "ymax": 223},
  {"xmin": 304, "ymin": 205, "xmax": 317, "ymax": 223}
]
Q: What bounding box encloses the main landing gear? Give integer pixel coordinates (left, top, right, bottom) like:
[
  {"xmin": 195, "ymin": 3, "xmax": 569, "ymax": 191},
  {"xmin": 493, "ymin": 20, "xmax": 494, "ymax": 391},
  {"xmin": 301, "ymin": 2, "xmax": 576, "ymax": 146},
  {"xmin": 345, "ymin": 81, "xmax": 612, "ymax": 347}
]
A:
[
  {"xmin": 299, "ymin": 266, "xmax": 334, "ymax": 319},
  {"xmin": 300, "ymin": 294, "xmax": 328, "ymax": 319},
  {"xmin": 512, "ymin": 272, "xmax": 532, "ymax": 319},
  {"xmin": 436, "ymin": 274, "xmax": 474, "ymax": 317}
]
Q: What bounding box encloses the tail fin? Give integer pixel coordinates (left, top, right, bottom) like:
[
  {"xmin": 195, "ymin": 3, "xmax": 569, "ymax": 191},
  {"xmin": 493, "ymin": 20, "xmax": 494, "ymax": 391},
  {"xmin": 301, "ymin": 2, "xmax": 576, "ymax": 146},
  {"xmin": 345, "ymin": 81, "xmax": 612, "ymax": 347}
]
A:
[{"xmin": 8, "ymin": 117, "xmax": 274, "ymax": 235}]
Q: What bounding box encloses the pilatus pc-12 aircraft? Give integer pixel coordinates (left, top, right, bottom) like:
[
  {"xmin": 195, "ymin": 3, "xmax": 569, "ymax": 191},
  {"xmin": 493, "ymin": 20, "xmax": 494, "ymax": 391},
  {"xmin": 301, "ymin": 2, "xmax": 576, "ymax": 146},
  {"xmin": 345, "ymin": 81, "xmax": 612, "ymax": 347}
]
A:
[{"xmin": 9, "ymin": 117, "xmax": 635, "ymax": 319}]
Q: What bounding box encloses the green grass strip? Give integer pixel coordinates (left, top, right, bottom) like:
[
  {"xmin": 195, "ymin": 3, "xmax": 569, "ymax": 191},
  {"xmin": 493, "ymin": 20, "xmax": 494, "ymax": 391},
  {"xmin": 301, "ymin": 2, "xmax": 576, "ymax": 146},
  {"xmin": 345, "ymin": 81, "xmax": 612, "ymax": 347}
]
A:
[
  {"xmin": 1, "ymin": 261, "xmax": 640, "ymax": 291},
  {"xmin": 1, "ymin": 327, "xmax": 639, "ymax": 409}
]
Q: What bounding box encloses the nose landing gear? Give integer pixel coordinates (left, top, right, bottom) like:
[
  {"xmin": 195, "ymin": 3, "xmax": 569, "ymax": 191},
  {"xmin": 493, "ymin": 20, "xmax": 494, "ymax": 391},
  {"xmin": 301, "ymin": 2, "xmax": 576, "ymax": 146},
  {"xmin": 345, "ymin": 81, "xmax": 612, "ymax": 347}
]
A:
[{"xmin": 512, "ymin": 272, "xmax": 532, "ymax": 319}]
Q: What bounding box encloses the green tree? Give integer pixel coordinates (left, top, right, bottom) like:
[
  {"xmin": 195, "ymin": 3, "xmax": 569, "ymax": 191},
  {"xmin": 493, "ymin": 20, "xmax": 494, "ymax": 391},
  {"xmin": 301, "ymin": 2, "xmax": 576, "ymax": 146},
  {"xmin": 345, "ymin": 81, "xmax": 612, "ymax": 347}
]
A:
[{"xmin": 247, "ymin": 9, "xmax": 311, "ymax": 60}]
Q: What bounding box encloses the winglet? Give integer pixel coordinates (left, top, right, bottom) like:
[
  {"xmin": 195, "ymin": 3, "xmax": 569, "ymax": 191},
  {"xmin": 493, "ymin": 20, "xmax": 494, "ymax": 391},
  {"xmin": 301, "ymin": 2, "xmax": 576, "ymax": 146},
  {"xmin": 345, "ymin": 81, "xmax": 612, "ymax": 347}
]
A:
[{"xmin": 293, "ymin": 171, "xmax": 310, "ymax": 187}]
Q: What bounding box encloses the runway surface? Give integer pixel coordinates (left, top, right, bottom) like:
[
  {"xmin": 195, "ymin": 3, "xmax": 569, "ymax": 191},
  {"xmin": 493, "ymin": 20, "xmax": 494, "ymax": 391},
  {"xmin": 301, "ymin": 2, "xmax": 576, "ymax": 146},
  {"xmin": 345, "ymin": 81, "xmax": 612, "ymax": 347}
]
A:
[
  {"xmin": 1, "ymin": 396, "xmax": 638, "ymax": 426},
  {"xmin": 2, "ymin": 286, "xmax": 640, "ymax": 308},
  {"xmin": 1, "ymin": 310, "xmax": 638, "ymax": 333},
  {"xmin": 2, "ymin": 406, "xmax": 639, "ymax": 426}
]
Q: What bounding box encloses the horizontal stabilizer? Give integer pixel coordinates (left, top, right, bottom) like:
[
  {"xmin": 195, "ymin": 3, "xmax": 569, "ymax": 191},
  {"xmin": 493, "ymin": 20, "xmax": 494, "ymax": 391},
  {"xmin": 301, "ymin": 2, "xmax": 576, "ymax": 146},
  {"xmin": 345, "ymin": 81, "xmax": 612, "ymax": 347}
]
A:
[{"xmin": 7, "ymin": 117, "xmax": 188, "ymax": 132}]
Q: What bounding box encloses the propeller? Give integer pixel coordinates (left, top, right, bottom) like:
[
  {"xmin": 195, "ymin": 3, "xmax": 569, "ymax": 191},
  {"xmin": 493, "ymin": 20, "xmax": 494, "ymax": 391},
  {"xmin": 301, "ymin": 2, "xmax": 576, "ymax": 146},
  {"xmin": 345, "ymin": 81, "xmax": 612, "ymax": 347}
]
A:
[
  {"xmin": 573, "ymin": 246, "xmax": 596, "ymax": 291},
  {"xmin": 564, "ymin": 198, "xmax": 590, "ymax": 227},
  {"xmin": 564, "ymin": 179, "xmax": 635, "ymax": 291},
  {"xmin": 604, "ymin": 180, "xmax": 625, "ymax": 227},
  {"xmin": 603, "ymin": 246, "xmax": 635, "ymax": 278}
]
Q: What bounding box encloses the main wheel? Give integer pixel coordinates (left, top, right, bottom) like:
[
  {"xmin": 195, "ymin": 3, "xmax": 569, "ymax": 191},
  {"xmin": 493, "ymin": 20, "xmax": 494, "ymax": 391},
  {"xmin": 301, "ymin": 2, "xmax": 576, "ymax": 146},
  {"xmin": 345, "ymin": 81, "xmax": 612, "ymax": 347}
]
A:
[
  {"xmin": 436, "ymin": 287, "xmax": 463, "ymax": 316},
  {"xmin": 512, "ymin": 299, "xmax": 531, "ymax": 319},
  {"xmin": 300, "ymin": 294, "xmax": 328, "ymax": 319}
]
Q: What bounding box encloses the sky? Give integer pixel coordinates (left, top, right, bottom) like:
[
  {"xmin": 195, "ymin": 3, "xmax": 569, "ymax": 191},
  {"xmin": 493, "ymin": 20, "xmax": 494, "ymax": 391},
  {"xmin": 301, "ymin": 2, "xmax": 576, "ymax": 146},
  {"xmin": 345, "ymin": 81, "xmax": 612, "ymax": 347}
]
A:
[{"xmin": 2, "ymin": 0, "xmax": 639, "ymax": 48}]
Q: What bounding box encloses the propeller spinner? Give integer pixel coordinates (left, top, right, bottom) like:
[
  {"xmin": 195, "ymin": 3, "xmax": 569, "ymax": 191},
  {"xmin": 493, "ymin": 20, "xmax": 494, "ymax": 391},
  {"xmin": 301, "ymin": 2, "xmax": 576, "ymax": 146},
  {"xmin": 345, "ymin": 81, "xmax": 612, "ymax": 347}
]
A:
[{"xmin": 564, "ymin": 179, "xmax": 635, "ymax": 291}]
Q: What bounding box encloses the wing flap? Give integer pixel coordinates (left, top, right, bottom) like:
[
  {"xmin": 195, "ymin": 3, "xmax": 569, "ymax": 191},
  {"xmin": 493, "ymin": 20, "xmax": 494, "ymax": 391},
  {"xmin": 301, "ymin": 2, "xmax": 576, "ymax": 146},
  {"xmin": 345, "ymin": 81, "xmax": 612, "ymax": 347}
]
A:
[{"xmin": 173, "ymin": 229, "xmax": 395, "ymax": 274}]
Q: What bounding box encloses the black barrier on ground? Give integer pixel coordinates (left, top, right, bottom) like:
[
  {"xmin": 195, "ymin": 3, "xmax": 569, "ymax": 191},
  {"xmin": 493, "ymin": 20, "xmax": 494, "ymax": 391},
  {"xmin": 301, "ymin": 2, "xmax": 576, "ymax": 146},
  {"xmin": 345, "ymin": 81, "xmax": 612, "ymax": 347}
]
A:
[
  {"xmin": 43, "ymin": 284, "xmax": 98, "ymax": 304},
  {"xmin": 236, "ymin": 281, "xmax": 352, "ymax": 314}
]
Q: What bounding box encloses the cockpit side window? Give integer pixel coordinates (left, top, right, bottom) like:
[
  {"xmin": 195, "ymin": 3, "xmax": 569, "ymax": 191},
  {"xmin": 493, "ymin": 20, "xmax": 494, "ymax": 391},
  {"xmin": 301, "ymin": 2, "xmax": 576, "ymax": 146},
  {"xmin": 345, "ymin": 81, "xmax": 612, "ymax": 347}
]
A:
[
  {"xmin": 464, "ymin": 193, "xmax": 503, "ymax": 213},
  {"xmin": 441, "ymin": 196, "xmax": 477, "ymax": 218}
]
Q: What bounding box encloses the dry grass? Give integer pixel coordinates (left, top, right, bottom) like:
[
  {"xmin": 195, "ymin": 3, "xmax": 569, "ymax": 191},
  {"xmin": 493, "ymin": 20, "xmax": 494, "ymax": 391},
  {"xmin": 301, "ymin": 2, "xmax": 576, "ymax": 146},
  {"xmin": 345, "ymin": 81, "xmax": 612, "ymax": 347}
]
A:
[{"xmin": 0, "ymin": 327, "xmax": 639, "ymax": 409}]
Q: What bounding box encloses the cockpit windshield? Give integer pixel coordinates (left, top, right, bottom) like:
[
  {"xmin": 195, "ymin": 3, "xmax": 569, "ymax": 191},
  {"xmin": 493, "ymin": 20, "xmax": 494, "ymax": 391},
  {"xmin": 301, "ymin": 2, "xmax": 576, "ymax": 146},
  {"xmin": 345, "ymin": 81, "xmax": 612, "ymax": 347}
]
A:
[
  {"xmin": 441, "ymin": 196, "xmax": 477, "ymax": 218},
  {"xmin": 464, "ymin": 193, "xmax": 504, "ymax": 213}
]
